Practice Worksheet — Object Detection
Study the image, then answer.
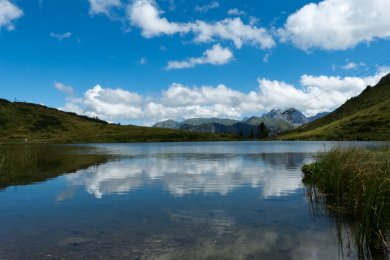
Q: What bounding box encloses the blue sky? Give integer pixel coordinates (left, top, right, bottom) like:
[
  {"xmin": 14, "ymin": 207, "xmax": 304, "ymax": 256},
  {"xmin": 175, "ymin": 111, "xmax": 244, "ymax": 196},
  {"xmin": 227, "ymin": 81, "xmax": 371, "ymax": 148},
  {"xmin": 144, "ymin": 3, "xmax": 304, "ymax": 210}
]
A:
[{"xmin": 0, "ymin": 0, "xmax": 389, "ymax": 125}]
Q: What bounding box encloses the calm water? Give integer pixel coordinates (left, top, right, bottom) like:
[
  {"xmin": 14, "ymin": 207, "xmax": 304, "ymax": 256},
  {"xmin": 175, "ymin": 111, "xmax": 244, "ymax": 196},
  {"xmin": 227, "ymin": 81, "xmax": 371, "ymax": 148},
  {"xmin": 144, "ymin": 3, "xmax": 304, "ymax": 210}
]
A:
[{"xmin": 0, "ymin": 141, "xmax": 386, "ymax": 259}]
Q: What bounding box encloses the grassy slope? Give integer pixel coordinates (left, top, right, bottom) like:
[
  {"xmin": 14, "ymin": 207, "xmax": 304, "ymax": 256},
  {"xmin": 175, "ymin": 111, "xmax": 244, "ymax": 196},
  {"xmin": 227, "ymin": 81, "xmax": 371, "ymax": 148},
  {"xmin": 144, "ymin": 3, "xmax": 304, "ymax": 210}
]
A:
[
  {"xmin": 280, "ymin": 75, "xmax": 390, "ymax": 140},
  {"xmin": 0, "ymin": 99, "xmax": 235, "ymax": 143}
]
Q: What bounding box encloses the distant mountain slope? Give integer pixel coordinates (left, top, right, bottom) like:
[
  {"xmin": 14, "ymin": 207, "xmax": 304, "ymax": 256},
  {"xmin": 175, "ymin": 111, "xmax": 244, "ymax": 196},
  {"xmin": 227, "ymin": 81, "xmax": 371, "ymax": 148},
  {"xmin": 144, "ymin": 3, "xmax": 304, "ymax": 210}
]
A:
[
  {"xmin": 0, "ymin": 99, "xmax": 234, "ymax": 143},
  {"xmin": 153, "ymin": 119, "xmax": 181, "ymax": 129},
  {"xmin": 280, "ymin": 74, "xmax": 390, "ymax": 140},
  {"xmin": 152, "ymin": 109, "xmax": 329, "ymax": 137},
  {"xmin": 179, "ymin": 122, "xmax": 260, "ymax": 137},
  {"xmin": 152, "ymin": 118, "xmax": 240, "ymax": 129},
  {"xmin": 154, "ymin": 116, "xmax": 294, "ymax": 136},
  {"xmin": 263, "ymin": 108, "xmax": 309, "ymax": 125},
  {"xmin": 243, "ymin": 116, "xmax": 294, "ymax": 133}
]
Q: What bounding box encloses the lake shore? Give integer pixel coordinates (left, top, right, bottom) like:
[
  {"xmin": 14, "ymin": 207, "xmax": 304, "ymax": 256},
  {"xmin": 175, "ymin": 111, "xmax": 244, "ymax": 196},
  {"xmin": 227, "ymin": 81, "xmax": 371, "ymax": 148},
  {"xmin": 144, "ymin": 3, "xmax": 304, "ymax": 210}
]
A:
[{"xmin": 302, "ymin": 147, "xmax": 390, "ymax": 258}]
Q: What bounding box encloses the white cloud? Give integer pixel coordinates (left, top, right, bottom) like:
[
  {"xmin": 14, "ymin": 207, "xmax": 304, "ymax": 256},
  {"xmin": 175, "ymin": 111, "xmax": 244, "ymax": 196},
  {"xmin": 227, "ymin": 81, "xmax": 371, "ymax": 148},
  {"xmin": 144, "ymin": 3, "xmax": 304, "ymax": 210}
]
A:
[
  {"xmin": 192, "ymin": 17, "xmax": 274, "ymax": 49},
  {"xmin": 257, "ymin": 68, "xmax": 389, "ymax": 116},
  {"xmin": 128, "ymin": 0, "xmax": 191, "ymax": 37},
  {"xmin": 341, "ymin": 61, "xmax": 365, "ymax": 70},
  {"xmin": 166, "ymin": 44, "xmax": 233, "ymax": 70},
  {"xmin": 84, "ymin": 86, "xmax": 143, "ymax": 118},
  {"xmin": 279, "ymin": 0, "xmax": 390, "ymax": 50},
  {"xmin": 88, "ymin": 0, "xmax": 122, "ymax": 16},
  {"xmin": 194, "ymin": 1, "xmax": 220, "ymax": 13},
  {"xmin": 342, "ymin": 62, "xmax": 357, "ymax": 70},
  {"xmin": 127, "ymin": 0, "xmax": 274, "ymax": 49},
  {"xmin": 227, "ymin": 8, "xmax": 246, "ymax": 16},
  {"xmin": 54, "ymin": 82, "xmax": 74, "ymax": 96},
  {"xmin": 62, "ymin": 82, "xmax": 261, "ymax": 123},
  {"xmin": 60, "ymin": 68, "xmax": 389, "ymax": 124},
  {"xmin": 50, "ymin": 32, "xmax": 72, "ymax": 40},
  {"xmin": 62, "ymin": 85, "xmax": 143, "ymax": 121},
  {"xmin": 0, "ymin": 0, "xmax": 23, "ymax": 31}
]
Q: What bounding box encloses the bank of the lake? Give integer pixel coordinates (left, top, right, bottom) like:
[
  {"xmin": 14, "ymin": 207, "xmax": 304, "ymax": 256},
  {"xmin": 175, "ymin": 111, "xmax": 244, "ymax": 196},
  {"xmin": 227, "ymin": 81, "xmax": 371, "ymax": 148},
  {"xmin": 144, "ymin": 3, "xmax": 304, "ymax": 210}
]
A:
[{"xmin": 302, "ymin": 147, "xmax": 390, "ymax": 258}]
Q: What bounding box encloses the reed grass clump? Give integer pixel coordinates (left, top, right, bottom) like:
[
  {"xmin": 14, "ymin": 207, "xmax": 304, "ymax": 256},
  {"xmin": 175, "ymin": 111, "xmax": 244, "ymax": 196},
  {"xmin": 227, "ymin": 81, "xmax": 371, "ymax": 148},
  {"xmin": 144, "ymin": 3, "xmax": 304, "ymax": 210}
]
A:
[{"xmin": 303, "ymin": 147, "xmax": 390, "ymax": 258}]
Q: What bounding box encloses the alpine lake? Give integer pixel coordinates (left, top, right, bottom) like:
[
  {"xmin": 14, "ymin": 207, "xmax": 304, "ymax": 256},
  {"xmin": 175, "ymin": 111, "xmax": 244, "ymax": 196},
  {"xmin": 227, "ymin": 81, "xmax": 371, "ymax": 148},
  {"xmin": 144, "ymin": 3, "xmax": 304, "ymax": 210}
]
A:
[{"xmin": 0, "ymin": 141, "xmax": 388, "ymax": 259}]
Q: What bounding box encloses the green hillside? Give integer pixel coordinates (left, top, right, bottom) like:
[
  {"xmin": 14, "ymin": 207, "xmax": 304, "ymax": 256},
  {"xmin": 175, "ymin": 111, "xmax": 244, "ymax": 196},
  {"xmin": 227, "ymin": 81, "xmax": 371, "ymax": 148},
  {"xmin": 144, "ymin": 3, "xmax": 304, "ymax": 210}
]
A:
[
  {"xmin": 0, "ymin": 99, "xmax": 235, "ymax": 144},
  {"xmin": 280, "ymin": 74, "xmax": 390, "ymax": 140}
]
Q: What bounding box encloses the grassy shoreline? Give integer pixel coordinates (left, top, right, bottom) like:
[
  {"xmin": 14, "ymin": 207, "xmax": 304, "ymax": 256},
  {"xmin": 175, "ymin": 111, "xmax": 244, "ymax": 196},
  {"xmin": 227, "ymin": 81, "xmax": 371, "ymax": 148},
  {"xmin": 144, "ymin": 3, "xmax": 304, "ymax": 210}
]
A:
[{"xmin": 302, "ymin": 147, "xmax": 390, "ymax": 258}]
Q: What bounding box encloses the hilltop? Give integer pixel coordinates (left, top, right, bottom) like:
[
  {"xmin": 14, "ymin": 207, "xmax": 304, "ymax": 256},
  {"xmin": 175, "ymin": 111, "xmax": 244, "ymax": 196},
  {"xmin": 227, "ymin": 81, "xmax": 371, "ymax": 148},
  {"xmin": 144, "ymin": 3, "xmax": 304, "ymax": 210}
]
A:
[
  {"xmin": 280, "ymin": 73, "xmax": 390, "ymax": 140},
  {"xmin": 0, "ymin": 99, "xmax": 234, "ymax": 143}
]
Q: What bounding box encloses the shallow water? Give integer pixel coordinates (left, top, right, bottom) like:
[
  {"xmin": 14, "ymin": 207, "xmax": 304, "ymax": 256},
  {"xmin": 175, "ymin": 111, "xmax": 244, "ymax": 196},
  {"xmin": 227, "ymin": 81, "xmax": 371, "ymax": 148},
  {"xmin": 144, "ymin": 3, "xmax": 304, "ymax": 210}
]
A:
[{"xmin": 0, "ymin": 141, "xmax": 386, "ymax": 259}]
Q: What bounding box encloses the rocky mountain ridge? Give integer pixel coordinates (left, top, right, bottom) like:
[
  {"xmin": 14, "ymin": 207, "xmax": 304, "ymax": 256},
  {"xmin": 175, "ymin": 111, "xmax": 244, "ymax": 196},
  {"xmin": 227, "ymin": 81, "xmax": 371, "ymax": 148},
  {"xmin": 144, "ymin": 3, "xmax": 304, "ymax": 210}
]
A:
[{"xmin": 153, "ymin": 109, "xmax": 329, "ymax": 137}]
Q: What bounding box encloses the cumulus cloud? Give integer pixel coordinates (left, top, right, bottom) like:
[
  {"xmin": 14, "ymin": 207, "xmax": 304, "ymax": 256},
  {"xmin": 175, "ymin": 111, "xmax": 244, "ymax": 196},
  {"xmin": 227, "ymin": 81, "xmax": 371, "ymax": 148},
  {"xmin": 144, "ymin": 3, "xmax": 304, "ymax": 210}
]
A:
[
  {"xmin": 192, "ymin": 17, "xmax": 274, "ymax": 49},
  {"xmin": 166, "ymin": 44, "xmax": 233, "ymax": 70},
  {"xmin": 50, "ymin": 32, "xmax": 72, "ymax": 40},
  {"xmin": 62, "ymin": 85, "xmax": 143, "ymax": 121},
  {"xmin": 0, "ymin": 0, "xmax": 23, "ymax": 31},
  {"xmin": 59, "ymin": 68, "xmax": 389, "ymax": 124},
  {"xmin": 127, "ymin": 0, "xmax": 275, "ymax": 49},
  {"xmin": 279, "ymin": 0, "xmax": 390, "ymax": 50},
  {"xmin": 128, "ymin": 0, "xmax": 191, "ymax": 37},
  {"xmin": 62, "ymin": 83, "xmax": 259, "ymax": 123},
  {"xmin": 194, "ymin": 1, "xmax": 220, "ymax": 13},
  {"xmin": 260, "ymin": 68, "xmax": 389, "ymax": 115},
  {"xmin": 88, "ymin": 0, "xmax": 122, "ymax": 16},
  {"xmin": 54, "ymin": 82, "xmax": 75, "ymax": 96}
]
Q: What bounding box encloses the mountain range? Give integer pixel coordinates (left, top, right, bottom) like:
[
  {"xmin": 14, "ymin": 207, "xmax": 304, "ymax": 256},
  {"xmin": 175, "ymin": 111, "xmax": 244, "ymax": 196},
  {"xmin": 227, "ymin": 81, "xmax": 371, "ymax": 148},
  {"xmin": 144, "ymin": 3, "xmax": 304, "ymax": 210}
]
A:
[{"xmin": 153, "ymin": 109, "xmax": 329, "ymax": 137}]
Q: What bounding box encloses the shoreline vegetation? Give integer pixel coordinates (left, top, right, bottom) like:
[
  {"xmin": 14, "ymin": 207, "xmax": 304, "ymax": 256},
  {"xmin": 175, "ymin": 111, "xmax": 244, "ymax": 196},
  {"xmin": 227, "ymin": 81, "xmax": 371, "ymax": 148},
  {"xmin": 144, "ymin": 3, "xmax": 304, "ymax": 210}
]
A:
[{"xmin": 302, "ymin": 147, "xmax": 390, "ymax": 258}]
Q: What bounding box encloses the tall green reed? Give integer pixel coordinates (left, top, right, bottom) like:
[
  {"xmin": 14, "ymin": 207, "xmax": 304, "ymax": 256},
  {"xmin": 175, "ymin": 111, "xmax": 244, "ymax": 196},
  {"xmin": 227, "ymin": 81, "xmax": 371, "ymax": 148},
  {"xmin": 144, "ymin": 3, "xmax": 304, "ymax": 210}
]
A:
[{"xmin": 303, "ymin": 147, "xmax": 390, "ymax": 259}]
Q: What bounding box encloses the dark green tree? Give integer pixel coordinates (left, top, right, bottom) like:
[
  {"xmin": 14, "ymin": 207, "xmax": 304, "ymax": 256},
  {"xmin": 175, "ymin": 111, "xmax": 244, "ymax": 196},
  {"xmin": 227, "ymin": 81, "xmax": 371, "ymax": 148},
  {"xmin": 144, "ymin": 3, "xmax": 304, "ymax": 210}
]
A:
[{"xmin": 257, "ymin": 122, "xmax": 269, "ymax": 139}]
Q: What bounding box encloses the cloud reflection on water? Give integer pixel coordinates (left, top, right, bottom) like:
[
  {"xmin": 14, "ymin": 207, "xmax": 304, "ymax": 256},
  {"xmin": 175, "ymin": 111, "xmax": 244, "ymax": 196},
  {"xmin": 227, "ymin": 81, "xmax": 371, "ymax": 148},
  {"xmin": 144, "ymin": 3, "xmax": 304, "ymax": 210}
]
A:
[{"xmin": 63, "ymin": 152, "xmax": 309, "ymax": 199}]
